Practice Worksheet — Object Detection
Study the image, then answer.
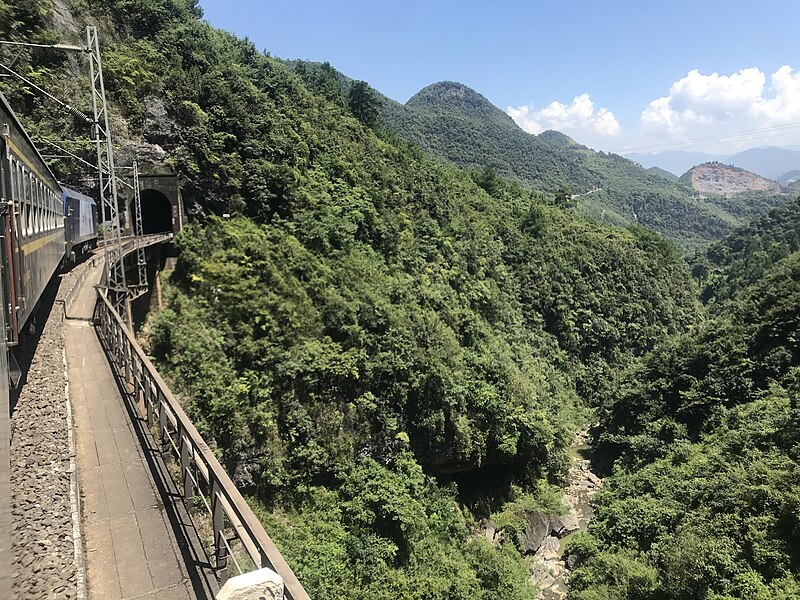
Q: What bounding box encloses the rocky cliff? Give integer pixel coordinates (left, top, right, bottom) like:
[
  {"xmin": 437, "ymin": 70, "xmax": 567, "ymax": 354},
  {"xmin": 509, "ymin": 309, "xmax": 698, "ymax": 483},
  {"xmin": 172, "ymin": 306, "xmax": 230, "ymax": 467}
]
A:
[{"xmin": 681, "ymin": 162, "xmax": 780, "ymax": 195}]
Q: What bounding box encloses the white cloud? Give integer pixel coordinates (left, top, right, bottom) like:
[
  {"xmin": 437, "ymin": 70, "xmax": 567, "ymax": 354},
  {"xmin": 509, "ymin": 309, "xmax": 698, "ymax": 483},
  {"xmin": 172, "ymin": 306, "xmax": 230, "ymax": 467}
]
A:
[
  {"xmin": 507, "ymin": 93, "xmax": 622, "ymax": 138},
  {"xmin": 641, "ymin": 66, "xmax": 800, "ymax": 134}
]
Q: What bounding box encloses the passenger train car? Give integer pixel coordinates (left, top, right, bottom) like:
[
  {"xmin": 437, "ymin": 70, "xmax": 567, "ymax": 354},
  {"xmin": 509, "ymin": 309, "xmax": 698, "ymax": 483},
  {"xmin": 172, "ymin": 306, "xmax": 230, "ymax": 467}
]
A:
[
  {"xmin": 1, "ymin": 93, "xmax": 66, "ymax": 344},
  {"xmin": 0, "ymin": 93, "xmax": 99, "ymax": 345},
  {"xmin": 0, "ymin": 93, "xmax": 99, "ymax": 596}
]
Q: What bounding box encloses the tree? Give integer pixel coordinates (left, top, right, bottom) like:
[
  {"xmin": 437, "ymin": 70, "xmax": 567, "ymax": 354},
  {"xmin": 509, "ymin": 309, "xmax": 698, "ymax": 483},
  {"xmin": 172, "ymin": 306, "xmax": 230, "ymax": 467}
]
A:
[
  {"xmin": 348, "ymin": 80, "xmax": 380, "ymax": 128},
  {"xmin": 554, "ymin": 185, "xmax": 574, "ymax": 208}
]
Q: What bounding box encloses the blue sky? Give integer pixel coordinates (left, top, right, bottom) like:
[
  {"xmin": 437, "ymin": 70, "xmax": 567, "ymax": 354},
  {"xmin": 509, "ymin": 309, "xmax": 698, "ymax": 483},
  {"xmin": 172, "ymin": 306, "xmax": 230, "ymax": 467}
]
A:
[{"xmin": 198, "ymin": 0, "xmax": 800, "ymax": 155}]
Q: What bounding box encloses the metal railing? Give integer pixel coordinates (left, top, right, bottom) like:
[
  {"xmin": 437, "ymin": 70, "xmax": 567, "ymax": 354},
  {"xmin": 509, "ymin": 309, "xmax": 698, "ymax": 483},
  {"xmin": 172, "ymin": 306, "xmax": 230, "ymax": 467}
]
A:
[
  {"xmin": 99, "ymin": 233, "xmax": 172, "ymax": 290},
  {"xmin": 93, "ymin": 242, "xmax": 309, "ymax": 600},
  {"xmin": 62, "ymin": 256, "xmax": 97, "ymax": 318}
]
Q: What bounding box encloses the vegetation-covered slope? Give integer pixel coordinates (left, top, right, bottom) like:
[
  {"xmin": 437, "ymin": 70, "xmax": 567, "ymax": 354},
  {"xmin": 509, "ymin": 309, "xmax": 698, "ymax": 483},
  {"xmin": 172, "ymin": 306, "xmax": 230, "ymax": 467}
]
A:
[
  {"xmin": 4, "ymin": 0, "xmax": 700, "ymax": 596},
  {"xmin": 568, "ymin": 199, "xmax": 800, "ymax": 599},
  {"xmin": 78, "ymin": 9, "xmax": 696, "ymax": 596},
  {"xmin": 7, "ymin": 1, "xmax": 799, "ymax": 598},
  {"xmin": 377, "ymin": 81, "xmax": 788, "ymax": 252}
]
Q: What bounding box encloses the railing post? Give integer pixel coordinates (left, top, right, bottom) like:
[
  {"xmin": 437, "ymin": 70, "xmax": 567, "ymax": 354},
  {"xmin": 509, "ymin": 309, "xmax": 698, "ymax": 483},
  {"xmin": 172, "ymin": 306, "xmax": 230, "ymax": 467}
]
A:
[
  {"xmin": 180, "ymin": 430, "xmax": 193, "ymax": 504},
  {"xmin": 132, "ymin": 354, "xmax": 141, "ymax": 412},
  {"xmin": 212, "ymin": 478, "xmax": 229, "ymax": 582},
  {"xmin": 113, "ymin": 326, "xmax": 121, "ymax": 364},
  {"xmin": 145, "ymin": 377, "xmax": 154, "ymax": 427},
  {"xmin": 124, "ymin": 338, "xmax": 132, "ymax": 391},
  {"xmin": 158, "ymin": 390, "xmax": 167, "ymax": 444}
]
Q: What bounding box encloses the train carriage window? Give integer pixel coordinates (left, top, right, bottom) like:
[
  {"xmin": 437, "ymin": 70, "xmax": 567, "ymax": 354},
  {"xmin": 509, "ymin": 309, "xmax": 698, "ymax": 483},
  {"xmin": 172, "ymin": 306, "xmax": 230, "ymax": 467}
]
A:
[
  {"xmin": 33, "ymin": 181, "xmax": 37, "ymax": 234},
  {"xmin": 17, "ymin": 164, "xmax": 25, "ymax": 238},
  {"xmin": 9, "ymin": 158, "xmax": 18, "ymax": 206},
  {"xmin": 34, "ymin": 179, "xmax": 40, "ymax": 235},
  {"xmin": 35, "ymin": 181, "xmax": 40, "ymax": 234},
  {"xmin": 24, "ymin": 171, "xmax": 31, "ymax": 237},
  {"xmin": 39, "ymin": 181, "xmax": 44, "ymax": 233},
  {"xmin": 14, "ymin": 162, "xmax": 24, "ymax": 238},
  {"xmin": 31, "ymin": 176, "xmax": 37, "ymax": 235},
  {"xmin": 39, "ymin": 182, "xmax": 44, "ymax": 233},
  {"xmin": 30, "ymin": 177, "xmax": 35, "ymax": 235},
  {"xmin": 38, "ymin": 181, "xmax": 44, "ymax": 233}
]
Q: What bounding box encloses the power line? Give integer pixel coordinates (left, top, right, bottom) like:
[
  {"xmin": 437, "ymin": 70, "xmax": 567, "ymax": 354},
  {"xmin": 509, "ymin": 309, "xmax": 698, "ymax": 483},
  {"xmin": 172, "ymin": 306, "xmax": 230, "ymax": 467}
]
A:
[
  {"xmin": 620, "ymin": 122, "xmax": 800, "ymax": 154},
  {"xmin": 0, "ymin": 62, "xmax": 93, "ymax": 123},
  {"xmin": 38, "ymin": 138, "xmax": 97, "ymax": 171},
  {"xmin": 34, "ymin": 138, "xmax": 95, "ymax": 145},
  {"xmin": 0, "ymin": 39, "xmax": 85, "ymax": 52}
]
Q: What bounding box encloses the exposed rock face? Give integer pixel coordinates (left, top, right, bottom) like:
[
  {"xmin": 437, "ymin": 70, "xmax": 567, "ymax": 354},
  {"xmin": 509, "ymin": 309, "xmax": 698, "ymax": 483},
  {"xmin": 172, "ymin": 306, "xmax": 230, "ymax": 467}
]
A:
[
  {"xmin": 681, "ymin": 162, "xmax": 780, "ymax": 195},
  {"xmin": 49, "ymin": 0, "xmax": 80, "ymax": 37},
  {"xmin": 516, "ymin": 513, "xmax": 582, "ymax": 555}
]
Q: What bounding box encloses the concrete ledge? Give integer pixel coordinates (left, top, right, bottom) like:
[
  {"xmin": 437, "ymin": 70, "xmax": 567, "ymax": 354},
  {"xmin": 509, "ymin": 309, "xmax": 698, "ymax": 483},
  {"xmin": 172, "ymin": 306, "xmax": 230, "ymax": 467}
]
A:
[{"xmin": 216, "ymin": 568, "xmax": 284, "ymax": 600}]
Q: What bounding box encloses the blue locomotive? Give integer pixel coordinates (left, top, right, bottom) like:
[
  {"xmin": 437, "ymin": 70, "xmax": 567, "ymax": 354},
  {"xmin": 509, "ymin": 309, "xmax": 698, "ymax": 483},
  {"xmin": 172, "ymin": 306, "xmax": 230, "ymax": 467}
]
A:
[{"xmin": 62, "ymin": 186, "xmax": 98, "ymax": 265}]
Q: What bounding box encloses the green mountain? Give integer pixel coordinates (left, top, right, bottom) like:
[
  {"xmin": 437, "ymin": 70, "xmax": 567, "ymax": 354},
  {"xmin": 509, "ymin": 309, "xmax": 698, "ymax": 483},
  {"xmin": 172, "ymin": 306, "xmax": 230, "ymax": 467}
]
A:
[
  {"xmin": 647, "ymin": 166, "xmax": 679, "ymax": 181},
  {"xmin": 538, "ymin": 129, "xmax": 586, "ymax": 149},
  {"xmin": 6, "ymin": 1, "xmax": 799, "ymax": 598},
  {"xmin": 569, "ymin": 198, "xmax": 800, "ymax": 598},
  {"xmin": 378, "ymin": 81, "xmax": 785, "ymax": 252}
]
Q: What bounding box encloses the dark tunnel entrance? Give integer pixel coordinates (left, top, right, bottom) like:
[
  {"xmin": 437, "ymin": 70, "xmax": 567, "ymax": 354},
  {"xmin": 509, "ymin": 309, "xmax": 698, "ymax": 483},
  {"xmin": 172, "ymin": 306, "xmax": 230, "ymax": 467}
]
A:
[{"xmin": 137, "ymin": 189, "xmax": 173, "ymax": 234}]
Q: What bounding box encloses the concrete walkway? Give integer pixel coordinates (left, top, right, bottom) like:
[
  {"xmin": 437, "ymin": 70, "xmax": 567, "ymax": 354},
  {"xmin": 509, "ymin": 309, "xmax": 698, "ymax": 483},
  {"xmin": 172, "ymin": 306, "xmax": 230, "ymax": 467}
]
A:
[{"xmin": 65, "ymin": 260, "xmax": 210, "ymax": 600}]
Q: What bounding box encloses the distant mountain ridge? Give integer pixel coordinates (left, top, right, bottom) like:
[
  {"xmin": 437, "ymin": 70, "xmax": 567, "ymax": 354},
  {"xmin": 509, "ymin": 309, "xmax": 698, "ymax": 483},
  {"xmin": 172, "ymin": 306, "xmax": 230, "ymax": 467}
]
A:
[
  {"xmin": 647, "ymin": 166, "xmax": 679, "ymax": 181},
  {"xmin": 377, "ymin": 80, "xmax": 787, "ymax": 251},
  {"xmin": 284, "ymin": 66, "xmax": 790, "ymax": 251},
  {"xmin": 779, "ymin": 170, "xmax": 800, "ymax": 186},
  {"xmin": 627, "ymin": 150, "xmax": 722, "ymax": 177},
  {"xmin": 628, "ymin": 146, "xmax": 800, "ymax": 181}
]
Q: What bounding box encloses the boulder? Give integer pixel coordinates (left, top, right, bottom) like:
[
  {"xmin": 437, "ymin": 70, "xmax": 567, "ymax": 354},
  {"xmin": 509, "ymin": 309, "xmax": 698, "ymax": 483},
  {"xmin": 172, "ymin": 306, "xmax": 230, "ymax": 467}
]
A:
[
  {"xmin": 536, "ymin": 535, "xmax": 560, "ymax": 561},
  {"xmin": 482, "ymin": 519, "xmax": 498, "ymax": 545},
  {"xmin": 587, "ymin": 472, "xmax": 603, "ymax": 487},
  {"xmin": 519, "ymin": 511, "xmax": 585, "ymax": 554},
  {"xmin": 552, "ymin": 514, "xmax": 579, "ymax": 538},
  {"xmin": 216, "ymin": 568, "xmax": 284, "ymax": 600},
  {"xmin": 519, "ymin": 513, "xmax": 551, "ymax": 553}
]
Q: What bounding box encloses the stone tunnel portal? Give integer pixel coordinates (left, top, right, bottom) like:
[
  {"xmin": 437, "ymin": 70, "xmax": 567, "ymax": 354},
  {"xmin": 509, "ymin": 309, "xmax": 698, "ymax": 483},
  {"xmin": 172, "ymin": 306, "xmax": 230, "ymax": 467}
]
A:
[{"xmin": 138, "ymin": 189, "xmax": 173, "ymax": 234}]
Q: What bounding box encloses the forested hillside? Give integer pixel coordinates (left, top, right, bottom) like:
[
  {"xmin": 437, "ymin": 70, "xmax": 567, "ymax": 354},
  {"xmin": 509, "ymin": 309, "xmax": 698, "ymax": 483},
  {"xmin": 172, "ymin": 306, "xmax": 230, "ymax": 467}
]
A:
[
  {"xmin": 567, "ymin": 199, "xmax": 800, "ymax": 599},
  {"xmin": 375, "ymin": 81, "xmax": 786, "ymax": 252},
  {"xmin": 3, "ymin": 1, "xmax": 799, "ymax": 599}
]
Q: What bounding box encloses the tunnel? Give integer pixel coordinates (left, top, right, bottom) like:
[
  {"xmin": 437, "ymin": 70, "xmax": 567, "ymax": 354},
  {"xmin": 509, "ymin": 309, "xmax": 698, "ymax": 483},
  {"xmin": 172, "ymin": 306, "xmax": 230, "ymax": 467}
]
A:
[{"xmin": 136, "ymin": 189, "xmax": 173, "ymax": 234}]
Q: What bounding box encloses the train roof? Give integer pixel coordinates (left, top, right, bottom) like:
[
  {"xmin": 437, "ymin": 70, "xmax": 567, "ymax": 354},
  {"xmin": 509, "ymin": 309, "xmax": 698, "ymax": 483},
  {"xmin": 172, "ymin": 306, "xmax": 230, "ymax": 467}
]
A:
[
  {"xmin": 0, "ymin": 91, "xmax": 62, "ymax": 194},
  {"xmin": 61, "ymin": 185, "xmax": 97, "ymax": 206}
]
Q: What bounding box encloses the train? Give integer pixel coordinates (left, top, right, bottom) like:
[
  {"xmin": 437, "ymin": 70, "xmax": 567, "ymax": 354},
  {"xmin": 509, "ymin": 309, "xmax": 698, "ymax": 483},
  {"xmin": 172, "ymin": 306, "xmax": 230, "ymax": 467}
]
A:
[
  {"xmin": 0, "ymin": 92, "xmax": 99, "ymax": 347},
  {"xmin": 0, "ymin": 91, "xmax": 101, "ymax": 598},
  {"xmin": 62, "ymin": 186, "xmax": 98, "ymax": 266}
]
